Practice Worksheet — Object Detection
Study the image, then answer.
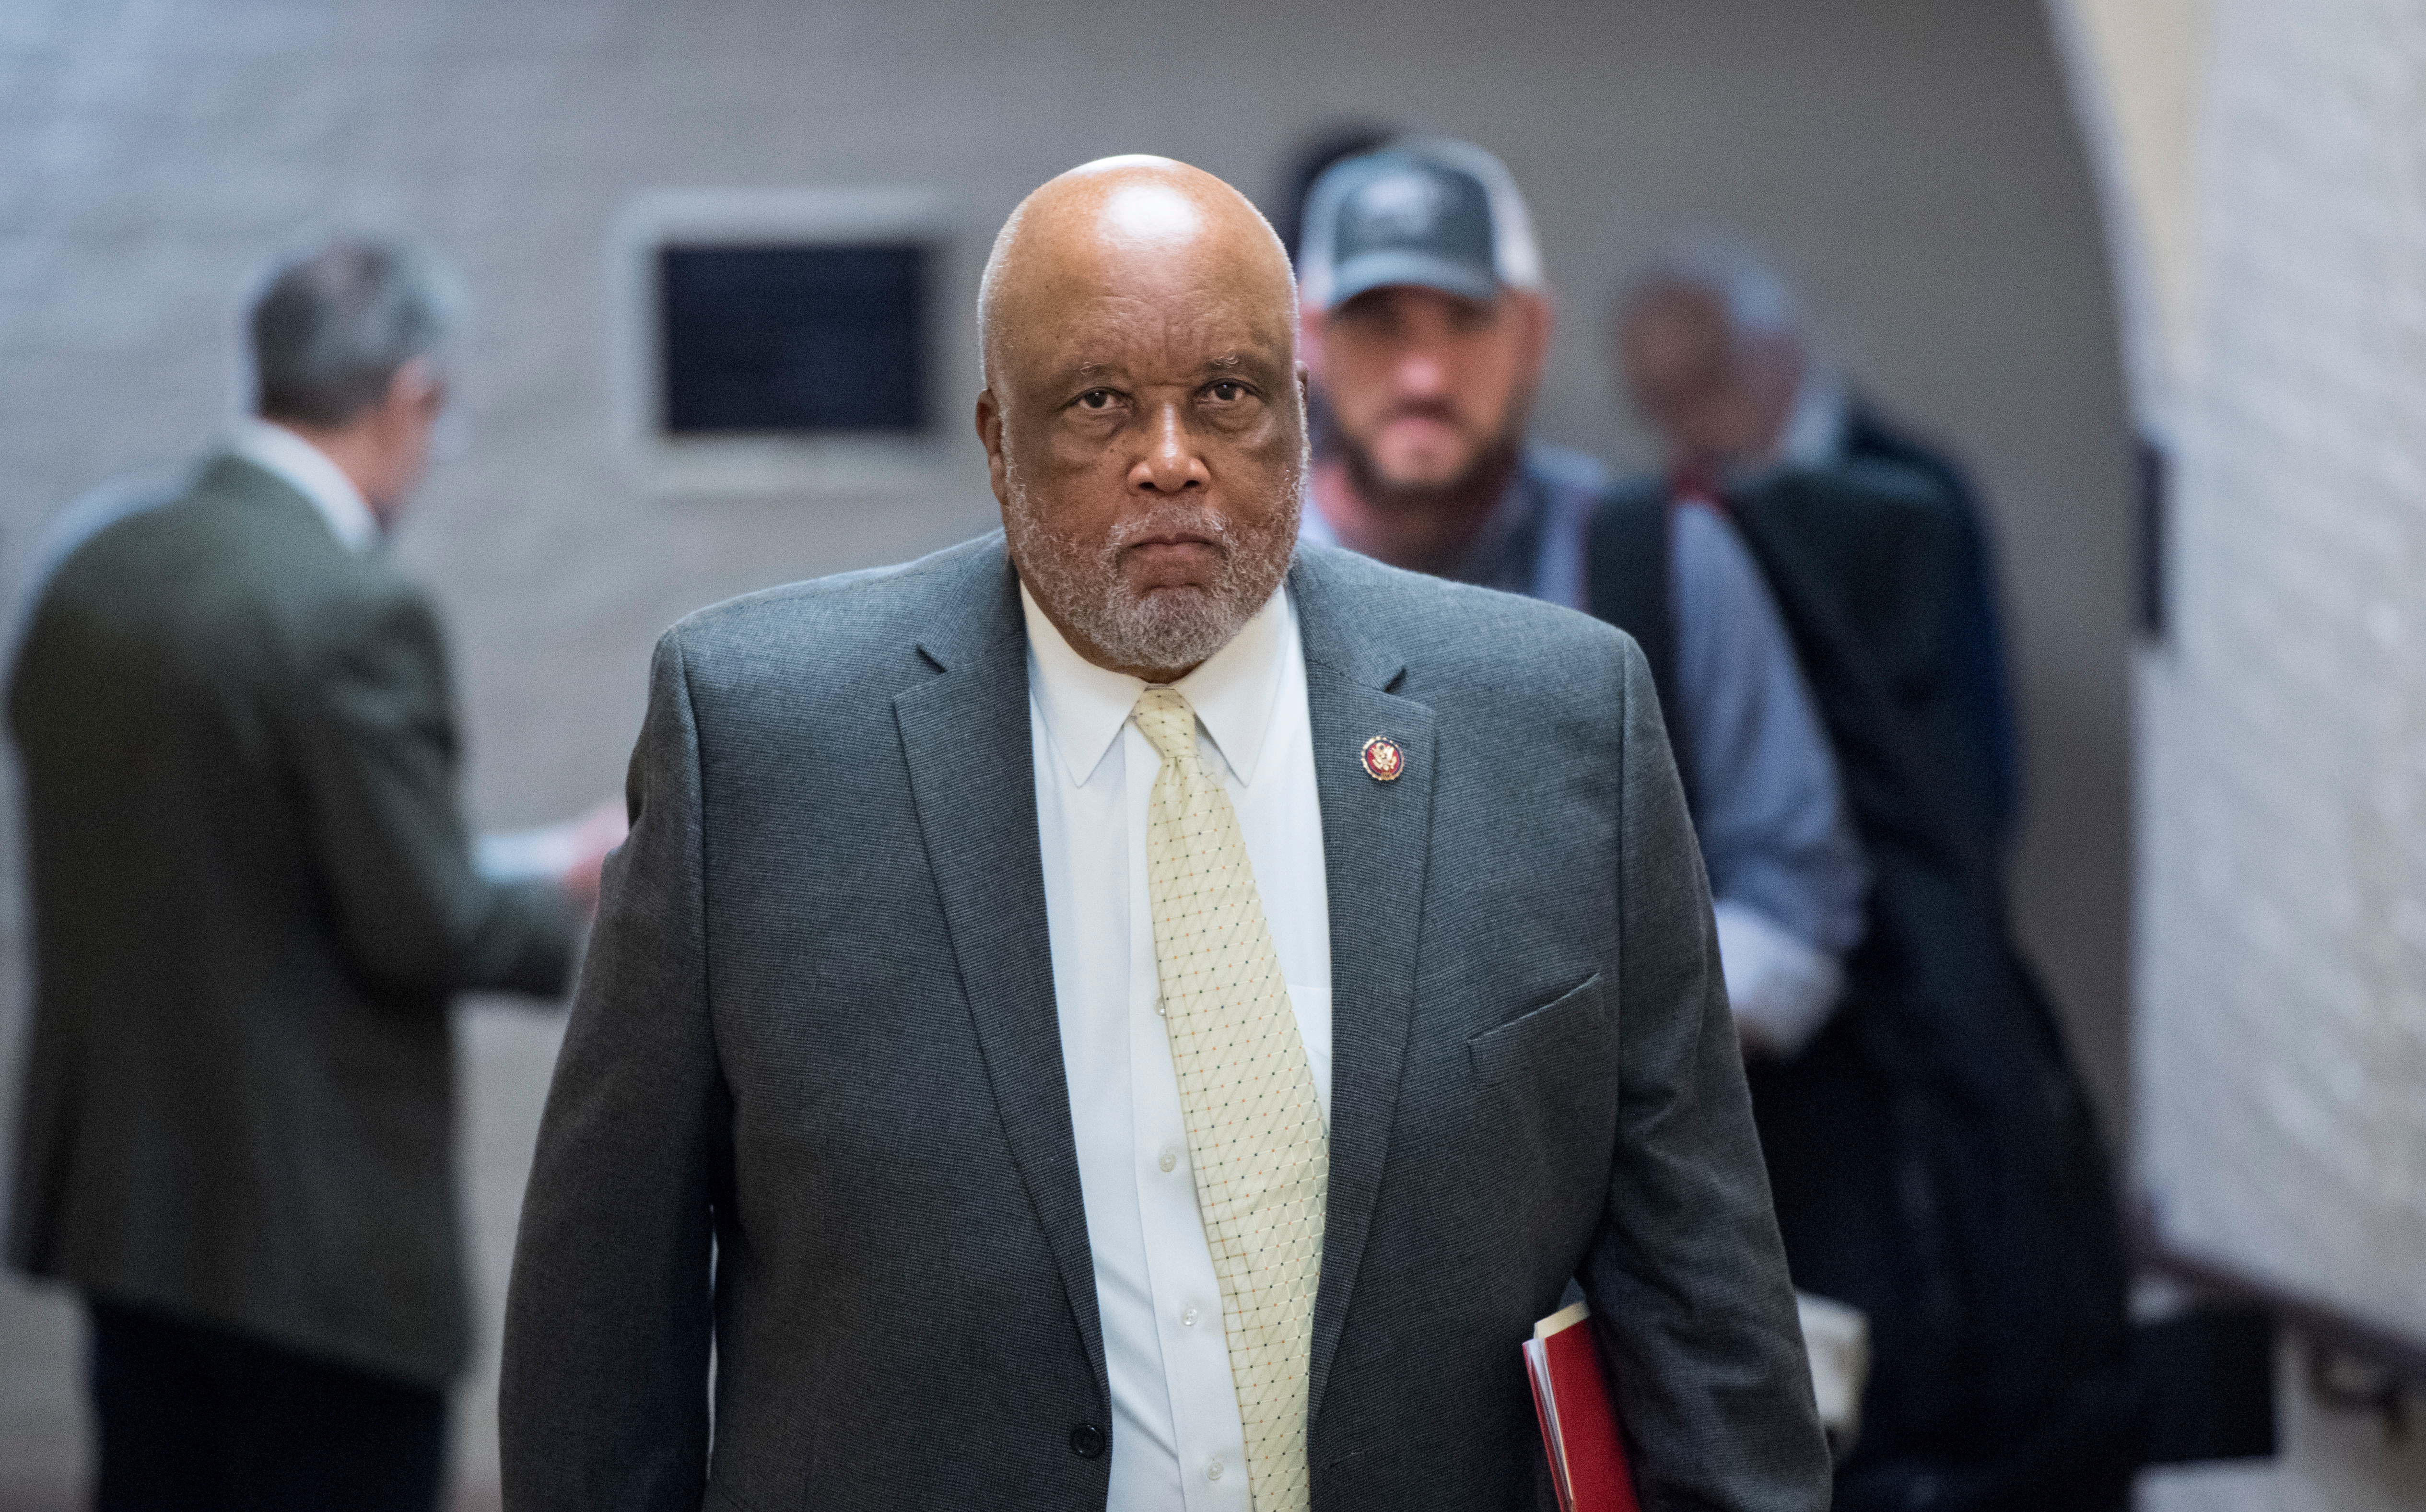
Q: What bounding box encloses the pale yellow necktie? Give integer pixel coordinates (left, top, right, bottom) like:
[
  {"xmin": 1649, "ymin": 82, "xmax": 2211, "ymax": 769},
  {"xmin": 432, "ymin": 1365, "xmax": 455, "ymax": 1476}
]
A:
[{"xmin": 1134, "ymin": 687, "xmax": 1327, "ymax": 1512}]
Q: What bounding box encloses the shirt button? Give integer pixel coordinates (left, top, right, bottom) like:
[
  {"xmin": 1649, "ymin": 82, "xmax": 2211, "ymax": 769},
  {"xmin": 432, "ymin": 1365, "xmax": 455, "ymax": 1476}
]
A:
[
  {"xmin": 1158, "ymin": 1148, "xmax": 1179, "ymax": 1173},
  {"xmin": 1181, "ymin": 1306, "xmax": 1199, "ymax": 1327},
  {"xmin": 1155, "ymin": 999, "xmax": 1168, "ymax": 1017},
  {"xmin": 1207, "ymin": 1457, "xmax": 1225, "ymax": 1482},
  {"xmin": 1069, "ymin": 1422, "xmax": 1105, "ymax": 1459}
]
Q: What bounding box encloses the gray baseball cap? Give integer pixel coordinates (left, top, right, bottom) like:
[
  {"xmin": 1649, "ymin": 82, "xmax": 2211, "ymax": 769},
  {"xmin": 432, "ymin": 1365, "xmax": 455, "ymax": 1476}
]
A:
[{"xmin": 1298, "ymin": 138, "xmax": 1545, "ymax": 312}]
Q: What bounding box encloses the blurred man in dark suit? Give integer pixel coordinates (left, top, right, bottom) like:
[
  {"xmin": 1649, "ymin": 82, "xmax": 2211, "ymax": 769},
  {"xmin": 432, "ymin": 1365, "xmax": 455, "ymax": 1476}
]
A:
[
  {"xmin": 1615, "ymin": 249, "xmax": 2019, "ymax": 857},
  {"xmin": 1611, "ymin": 250, "xmax": 2136, "ymax": 1512},
  {"xmin": 7, "ymin": 237, "xmax": 621, "ymax": 1512}
]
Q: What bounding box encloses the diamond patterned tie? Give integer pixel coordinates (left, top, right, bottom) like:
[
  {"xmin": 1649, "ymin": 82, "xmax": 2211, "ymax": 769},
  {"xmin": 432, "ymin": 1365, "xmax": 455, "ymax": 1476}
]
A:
[{"xmin": 1134, "ymin": 687, "xmax": 1327, "ymax": 1512}]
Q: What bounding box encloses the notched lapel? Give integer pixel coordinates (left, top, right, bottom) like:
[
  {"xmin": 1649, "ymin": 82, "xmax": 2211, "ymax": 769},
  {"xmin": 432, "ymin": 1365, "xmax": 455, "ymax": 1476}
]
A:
[
  {"xmin": 1291, "ymin": 556, "xmax": 1439, "ymax": 1427},
  {"xmin": 892, "ymin": 556, "xmax": 1108, "ymax": 1410}
]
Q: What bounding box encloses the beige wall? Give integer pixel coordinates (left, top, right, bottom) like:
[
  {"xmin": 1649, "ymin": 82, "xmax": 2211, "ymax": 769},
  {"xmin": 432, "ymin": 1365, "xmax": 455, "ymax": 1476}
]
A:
[
  {"xmin": 2047, "ymin": 0, "xmax": 2212, "ymax": 422},
  {"xmin": 0, "ymin": 1, "xmax": 2133, "ymax": 1501}
]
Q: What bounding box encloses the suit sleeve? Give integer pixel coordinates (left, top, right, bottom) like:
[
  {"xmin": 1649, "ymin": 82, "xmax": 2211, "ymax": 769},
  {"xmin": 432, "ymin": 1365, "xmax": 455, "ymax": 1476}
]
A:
[
  {"xmin": 501, "ymin": 630, "xmax": 723, "ymax": 1511},
  {"xmin": 282, "ymin": 582, "xmax": 576, "ymax": 996},
  {"xmin": 1580, "ymin": 638, "xmax": 1834, "ymax": 1512}
]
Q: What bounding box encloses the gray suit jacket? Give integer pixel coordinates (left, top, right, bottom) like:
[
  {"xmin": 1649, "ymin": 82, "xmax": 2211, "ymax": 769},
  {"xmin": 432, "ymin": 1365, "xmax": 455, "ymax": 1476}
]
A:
[
  {"xmin": 7, "ymin": 454, "xmax": 577, "ymax": 1387},
  {"xmin": 501, "ymin": 536, "xmax": 1826, "ymax": 1510}
]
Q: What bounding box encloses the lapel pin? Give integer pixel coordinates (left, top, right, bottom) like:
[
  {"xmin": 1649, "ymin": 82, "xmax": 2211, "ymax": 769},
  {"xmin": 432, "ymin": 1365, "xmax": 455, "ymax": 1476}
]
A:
[{"xmin": 1360, "ymin": 735, "xmax": 1405, "ymax": 782}]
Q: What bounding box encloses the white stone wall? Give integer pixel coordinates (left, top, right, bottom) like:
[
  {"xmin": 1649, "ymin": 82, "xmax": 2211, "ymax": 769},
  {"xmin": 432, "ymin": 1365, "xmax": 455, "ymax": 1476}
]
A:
[
  {"xmin": 2136, "ymin": 0, "xmax": 2426, "ymax": 1345},
  {"xmin": 0, "ymin": 1, "xmax": 2131, "ymax": 1502},
  {"xmin": 2127, "ymin": 0, "xmax": 2426, "ymax": 1504}
]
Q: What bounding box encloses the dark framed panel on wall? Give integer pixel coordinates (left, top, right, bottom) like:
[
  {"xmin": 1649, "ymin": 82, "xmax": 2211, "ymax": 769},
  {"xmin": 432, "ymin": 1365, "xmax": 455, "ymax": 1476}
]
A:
[{"xmin": 611, "ymin": 188, "xmax": 955, "ymax": 494}]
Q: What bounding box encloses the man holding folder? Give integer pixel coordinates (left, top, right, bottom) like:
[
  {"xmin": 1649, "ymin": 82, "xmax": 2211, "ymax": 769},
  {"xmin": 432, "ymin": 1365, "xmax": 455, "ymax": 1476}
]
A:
[{"xmin": 501, "ymin": 155, "xmax": 1826, "ymax": 1511}]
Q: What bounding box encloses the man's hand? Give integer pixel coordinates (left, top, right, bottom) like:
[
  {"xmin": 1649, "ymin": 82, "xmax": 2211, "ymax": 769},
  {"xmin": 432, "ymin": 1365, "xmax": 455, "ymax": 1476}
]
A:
[
  {"xmin": 1713, "ymin": 900, "xmax": 1844, "ymax": 1062},
  {"xmin": 554, "ymin": 796, "xmax": 629, "ymax": 914},
  {"xmin": 476, "ymin": 797, "xmax": 629, "ymax": 915}
]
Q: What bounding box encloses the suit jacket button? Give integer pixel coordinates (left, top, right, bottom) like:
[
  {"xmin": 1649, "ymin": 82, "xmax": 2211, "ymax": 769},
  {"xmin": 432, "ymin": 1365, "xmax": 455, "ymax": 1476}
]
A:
[{"xmin": 1069, "ymin": 1422, "xmax": 1105, "ymax": 1459}]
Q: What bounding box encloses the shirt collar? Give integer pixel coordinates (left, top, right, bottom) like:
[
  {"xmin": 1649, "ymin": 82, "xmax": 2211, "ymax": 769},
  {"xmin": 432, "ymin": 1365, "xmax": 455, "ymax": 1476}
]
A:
[
  {"xmin": 1020, "ymin": 578, "xmax": 1293, "ymax": 790},
  {"xmin": 228, "ymin": 417, "xmax": 381, "ymax": 553},
  {"xmin": 1776, "ymin": 362, "xmax": 1851, "ymax": 470}
]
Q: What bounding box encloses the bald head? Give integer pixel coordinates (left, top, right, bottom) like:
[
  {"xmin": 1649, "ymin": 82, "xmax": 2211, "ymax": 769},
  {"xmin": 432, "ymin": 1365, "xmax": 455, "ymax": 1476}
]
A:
[
  {"xmin": 979, "ymin": 155, "xmax": 1297, "ymax": 389},
  {"xmin": 974, "ymin": 156, "xmax": 1308, "ymax": 683}
]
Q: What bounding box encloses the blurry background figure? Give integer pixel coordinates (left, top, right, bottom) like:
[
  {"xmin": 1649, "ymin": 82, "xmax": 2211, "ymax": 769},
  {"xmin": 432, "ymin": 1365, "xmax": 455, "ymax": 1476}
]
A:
[
  {"xmin": 9, "ymin": 462, "xmax": 200, "ymax": 646},
  {"xmin": 1268, "ymin": 120, "xmax": 1399, "ymax": 268},
  {"xmin": 1607, "ymin": 248, "xmax": 2137, "ymax": 1509},
  {"xmin": 5, "ymin": 237, "xmax": 620, "ymax": 1512},
  {"xmin": 1266, "ymin": 121, "xmax": 1401, "ymax": 476},
  {"xmin": 1615, "ymin": 246, "xmax": 2020, "ymax": 859},
  {"xmin": 1296, "ymin": 138, "xmax": 1871, "ymax": 1066}
]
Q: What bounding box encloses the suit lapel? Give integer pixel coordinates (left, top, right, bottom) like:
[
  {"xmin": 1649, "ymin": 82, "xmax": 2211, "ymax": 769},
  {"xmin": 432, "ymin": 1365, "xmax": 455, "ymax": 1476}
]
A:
[
  {"xmin": 891, "ymin": 545, "xmax": 1109, "ymax": 1408},
  {"xmin": 889, "ymin": 542, "xmax": 1438, "ymax": 1427},
  {"xmin": 1289, "ymin": 552, "xmax": 1438, "ymax": 1428}
]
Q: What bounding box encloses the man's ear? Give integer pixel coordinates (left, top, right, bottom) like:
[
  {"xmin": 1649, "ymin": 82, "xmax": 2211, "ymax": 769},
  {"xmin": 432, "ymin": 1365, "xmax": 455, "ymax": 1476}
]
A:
[
  {"xmin": 383, "ymin": 355, "xmax": 444, "ymax": 420},
  {"xmin": 1514, "ymin": 288, "xmax": 1557, "ymax": 383},
  {"xmin": 974, "ymin": 389, "xmax": 1012, "ymax": 512},
  {"xmin": 1298, "ymin": 304, "xmax": 1328, "ymax": 381}
]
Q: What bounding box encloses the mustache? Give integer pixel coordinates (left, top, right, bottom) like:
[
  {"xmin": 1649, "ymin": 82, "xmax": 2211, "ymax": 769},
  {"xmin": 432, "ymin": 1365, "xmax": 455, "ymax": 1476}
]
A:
[
  {"xmin": 1106, "ymin": 504, "xmax": 1233, "ymax": 556},
  {"xmin": 1376, "ymin": 398, "xmax": 1465, "ymax": 427}
]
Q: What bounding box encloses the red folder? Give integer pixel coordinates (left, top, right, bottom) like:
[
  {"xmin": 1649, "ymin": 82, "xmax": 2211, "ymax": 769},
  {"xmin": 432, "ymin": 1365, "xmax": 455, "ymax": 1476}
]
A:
[{"xmin": 1523, "ymin": 1301, "xmax": 1641, "ymax": 1512}]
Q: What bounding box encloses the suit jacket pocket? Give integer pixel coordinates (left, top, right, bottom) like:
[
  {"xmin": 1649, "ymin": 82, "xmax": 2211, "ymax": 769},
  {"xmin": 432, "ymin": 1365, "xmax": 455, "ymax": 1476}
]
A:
[
  {"xmin": 1466, "ymin": 973, "xmax": 1610, "ymax": 1088},
  {"xmin": 703, "ymin": 1477, "xmax": 760, "ymax": 1512}
]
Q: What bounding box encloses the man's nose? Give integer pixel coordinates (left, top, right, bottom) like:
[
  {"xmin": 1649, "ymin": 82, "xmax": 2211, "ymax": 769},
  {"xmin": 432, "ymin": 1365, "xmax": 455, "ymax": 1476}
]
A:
[
  {"xmin": 1128, "ymin": 403, "xmax": 1209, "ymax": 494},
  {"xmin": 1393, "ymin": 345, "xmax": 1449, "ymax": 398}
]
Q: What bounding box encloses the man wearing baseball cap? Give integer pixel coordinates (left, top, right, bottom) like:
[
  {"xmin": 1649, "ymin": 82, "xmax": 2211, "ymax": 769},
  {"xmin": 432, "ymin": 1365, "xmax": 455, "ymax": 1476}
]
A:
[
  {"xmin": 1301, "ymin": 144, "xmax": 2140, "ymax": 1511},
  {"xmin": 1299, "ymin": 139, "xmax": 1869, "ymax": 1065}
]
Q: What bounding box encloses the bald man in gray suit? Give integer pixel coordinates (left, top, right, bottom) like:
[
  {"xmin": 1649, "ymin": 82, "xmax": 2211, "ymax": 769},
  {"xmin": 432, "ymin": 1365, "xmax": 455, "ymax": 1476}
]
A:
[{"xmin": 501, "ymin": 157, "xmax": 1827, "ymax": 1512}]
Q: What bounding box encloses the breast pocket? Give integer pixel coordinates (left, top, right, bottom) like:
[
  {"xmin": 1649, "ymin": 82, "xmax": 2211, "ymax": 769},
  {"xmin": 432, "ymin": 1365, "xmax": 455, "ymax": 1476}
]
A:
[
  {"xmin": 1463, "ymin": 974, "xmax": 1622, "ymax": 1213},
  {"xmin": 1466, "ymin": 973, "xmax": 1613, "ymax": 1089}
]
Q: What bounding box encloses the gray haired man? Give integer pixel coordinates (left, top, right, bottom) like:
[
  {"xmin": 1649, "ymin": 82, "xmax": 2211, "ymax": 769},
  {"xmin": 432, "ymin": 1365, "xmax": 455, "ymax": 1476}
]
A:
[
  {"xmin": 7, "ymin": 237, "xmax": 620, "ymax": 1512},
  {"xmin": 1612, "ymin": 246, "xmax": 2020, "ymax": 858}
]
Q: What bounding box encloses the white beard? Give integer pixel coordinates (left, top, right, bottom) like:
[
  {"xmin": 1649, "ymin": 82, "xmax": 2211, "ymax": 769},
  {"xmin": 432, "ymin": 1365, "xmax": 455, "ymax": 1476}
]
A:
[{"xmin": 1004, "ymin": 456, "xmax": 1303, "ymax": 677}]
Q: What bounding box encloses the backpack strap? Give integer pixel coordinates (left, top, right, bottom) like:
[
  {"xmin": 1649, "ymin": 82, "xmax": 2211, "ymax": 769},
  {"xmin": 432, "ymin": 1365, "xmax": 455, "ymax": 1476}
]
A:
[{"xmin": 1582, "ymin": 481, "xmax": 1688, "ymax": 799}]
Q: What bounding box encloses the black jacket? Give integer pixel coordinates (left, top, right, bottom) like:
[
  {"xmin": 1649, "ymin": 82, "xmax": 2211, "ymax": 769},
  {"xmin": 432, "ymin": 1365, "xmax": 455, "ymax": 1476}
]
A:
[
  {"xmin": 1589, "ymin": 467, "xmax": 2134, "ymax": 1510},
  {"xmin": 1840, "ymin": 403, "xmax": 2021, "ymax": 855}
]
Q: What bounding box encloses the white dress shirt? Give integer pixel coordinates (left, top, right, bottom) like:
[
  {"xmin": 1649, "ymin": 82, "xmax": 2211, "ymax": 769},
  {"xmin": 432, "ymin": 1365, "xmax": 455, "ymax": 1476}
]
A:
[
  {"xmin": 1775, "ymin": 362, "xmax": 1852, "ymax": 471},
  {"xmin": 228, "ymin": 416, "xmax": 380, "ymax": 553},
  {"xmin": 1024, "ymin": 581, "xmax": 1330, "ymax": 1512}
]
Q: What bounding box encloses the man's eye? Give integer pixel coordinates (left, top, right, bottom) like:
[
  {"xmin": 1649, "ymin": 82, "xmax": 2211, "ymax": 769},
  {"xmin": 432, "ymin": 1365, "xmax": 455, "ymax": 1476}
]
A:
[
  {"xmin": 1078, "ymin": 390, "xmax": 1114, "ymax": 410},
  {"xmin": 1207, "ymin": 381, "xmax": 1244, "ymax": 402}
]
